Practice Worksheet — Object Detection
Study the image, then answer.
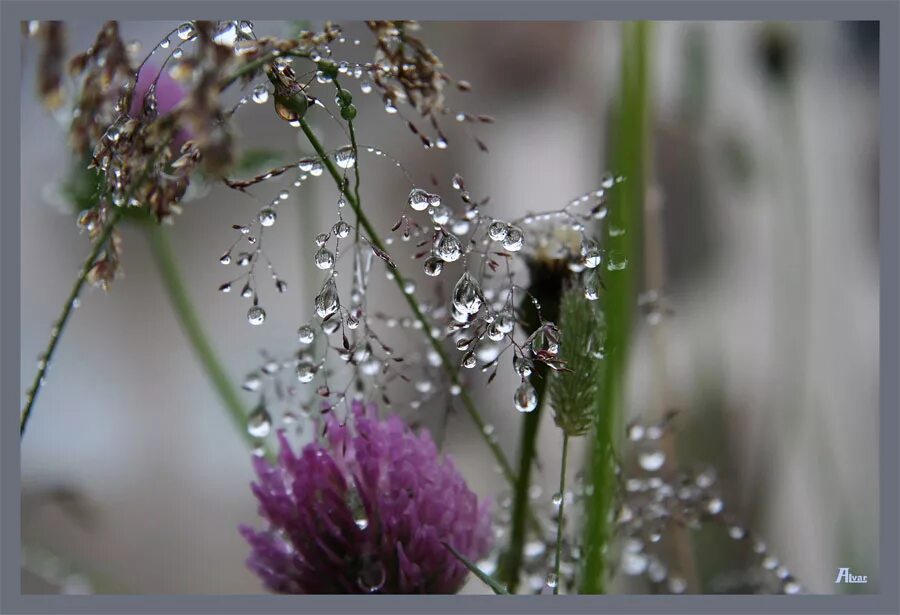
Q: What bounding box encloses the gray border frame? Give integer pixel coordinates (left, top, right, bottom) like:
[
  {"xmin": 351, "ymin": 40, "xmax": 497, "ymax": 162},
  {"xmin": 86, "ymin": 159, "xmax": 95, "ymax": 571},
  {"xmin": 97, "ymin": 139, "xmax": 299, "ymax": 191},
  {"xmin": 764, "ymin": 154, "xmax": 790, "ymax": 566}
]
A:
[{"xmin": 2, "ymin": 2, "xmax": 897, "ymax": 614}]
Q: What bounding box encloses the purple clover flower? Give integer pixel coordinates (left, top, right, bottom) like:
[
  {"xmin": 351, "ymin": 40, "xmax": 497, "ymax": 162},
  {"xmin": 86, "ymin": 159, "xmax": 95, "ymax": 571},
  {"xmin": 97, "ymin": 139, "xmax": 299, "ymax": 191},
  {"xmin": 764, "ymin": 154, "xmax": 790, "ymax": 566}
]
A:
[{"xmin": 239, "ymin": 401, "xmax": 493, "ymax": 594}]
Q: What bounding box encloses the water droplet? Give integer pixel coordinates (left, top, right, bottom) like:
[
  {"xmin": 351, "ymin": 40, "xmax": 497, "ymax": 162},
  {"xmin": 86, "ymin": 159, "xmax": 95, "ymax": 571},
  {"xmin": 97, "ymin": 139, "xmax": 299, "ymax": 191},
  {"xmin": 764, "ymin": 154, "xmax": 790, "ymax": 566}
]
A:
[
  {"xmin": 296, "ymin": 361, "xmax": 317, "ymax": 383},
  {"xmin": 242, "ymin": 373, "xmax": 262, "ymax": 391},
  {"xmin": 332, "ymin": 220, "xmax": 351, "ymax": 238},
  {"xmin": 213, "ymin": 21, "xmax": 238, "ymax": 46},
  {"xmin": 176, "ymin": 22, "xmax": 195, "ymax": 40},
  {"xmin": 706, "ymin": 497, "xmax": 724, "ymax": 515},
  {"xmin": 545, "ymin": 573, "xmax": 559, "ymax": 589},
  {"xmin": 407, "ymin": 188, "xmax": 430, "ymax": 212},
  {"xmin": 783, "ymin": 580, "xmax": 801, "ymax": 594},
  {"xmin": 237, "ymin": 252, "xmax": 252, "ymax": 266},
  {"xmin": 430, "ymin": 205, "xmax": 450, "ymax": 225},
  {"xmin": 513, "ymin": 355, "xmax": 533, "ymax": 377},
  {"xmin": 487, "ymin": 322, "xmax": 504, "ymax": 341},
  {"xmin": 160, "ymin": 38, "xmax": 171, "ymax": 49},
  {"xmin": 258, "ymin": 208, "xmax": 276, "ymax": 227},
  {"xmin": 219, "ymin": 252, "xmax": 232, "ymax": 265},
  {"xmin": 315, "ymin": 247, "xmax": 335, "ymax": 270},
  {"xmin": 728, "ymin": 525, "xmax": 746, "ymax": 540},
  {"xmin": 357, "ymin": 555, "xmax": 386, "ymax": 593},
  {"xmin": 639, "ymin": 450, "xmax": 666, "ymax": 472},
  {"xmin": 582, "ymin": 241, "xmax": 602, "ymax": 269},
  {"xmin": 622, "ymin": 551, "xmax": 648, "ymax": 576},
  {"xmin": 607, "ymin": 251, "xmax": 628, "ymax": 271},
  {"xmin": 502, "ymin": 226, "xmax": 524, "ymax": 251},
  {"xmin": 514, "ymin": 381, "xmax": 538, "ymax": 413},
  {"xmin": 315, "ymin": 278, "xmax": 340, "ymax": 319},
  {"xmin": 668, "ymin": 576, "xmax": 687, "ymax": 594},
  {"xmin": 627, "ymin": 424, "xmax": 645, "ymax": 441},
  {"xmin": 297, "ymin": 325, "xmax": 315, "ymax": 345},
  {"xmin": 462, "ymin": 352, "xmax": 477, "ymax": 369},
  {"xmin": 551, "ymin": 492, "xmax": 563, "ymax": 507},
  {"xmin": 251, "ymin": 84, "xmax": 269, "ymax": 104},
  {"xmin": 436, "ymin": 233, "xmax": 462, "ymax": 262},
  {"xmin": 584, "ymin": 276, "xmax": 600, "ymax": 301},
  {"xmin": 452, "ymin": 272, "xmax": 483, "ymax": 315},
  {"xmin": 423, "ymin": 256, "xmax": 443, "ymax": 277},
  {"xmin": 247, "ymin": 306, "xmax": 266, "ymax": 325},
  {"xmin": 334, "ymin": 146, "xmax": 356, "ymax": 169},
  {"xmin": 601, "ymin": 173, "xmax": 615, "ymax": 189},
  {"xmin": 488, "ymin": 220, "xmax": 508, "ymax": 241},
  {"xmin": 218, "ymin": 282, "xmax": 232, "ymax": 293},
  {"xmin": 247, "ymin": 403, "xmax": 271, "ymax": 437}
]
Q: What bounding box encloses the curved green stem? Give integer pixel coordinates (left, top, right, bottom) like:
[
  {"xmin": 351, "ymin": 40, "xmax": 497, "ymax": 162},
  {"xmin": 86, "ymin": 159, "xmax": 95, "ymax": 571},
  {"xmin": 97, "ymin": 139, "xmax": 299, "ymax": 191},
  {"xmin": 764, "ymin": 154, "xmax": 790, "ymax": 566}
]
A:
[
  {"xmin": 20, "ymin": 210, "xmax": 122, "ymax": 436},
  {"xmin": 145, "ymin": 223, "xmax": 270, "ymax": 456}
]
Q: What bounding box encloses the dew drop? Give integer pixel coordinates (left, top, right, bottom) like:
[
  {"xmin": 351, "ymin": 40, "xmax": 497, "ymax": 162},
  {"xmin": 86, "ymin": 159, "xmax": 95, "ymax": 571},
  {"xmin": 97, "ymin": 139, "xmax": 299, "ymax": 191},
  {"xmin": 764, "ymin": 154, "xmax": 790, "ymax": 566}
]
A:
[
  {"xmin": 601, "ymin": 173, "xmax": 615, "ymax": 189},
  {"xmin": 514, "ymin": 381, "xmax": 538, "ymax": 413},
  {"xmin": 423, "ymin": 256, "xmax": 443, "ymax": 277},
  {"xmin": 607, "ymin": 251, "xmax": 628, "ymax": 271},
  {"xmin": 242, "ymin": 372, "xmax": 262, "ymax": 392},
  {"xmin": 219, "ymin": 253, "xmax": 232, "ymax": 265},
  {"xmin": 332, "ymin": 220, "xmax": 351, "ymax": 238},
  {"xmin": 258, "ymin": 208, "xmax": 276, "ymax": 227},
  {"xmin": 638, "ymin": 450, "xmax": 666, "ymax": 472},
  {"xmin": 452, "ymin": 272, "xmax": 484, "ymax": 315},
  {"xmin": 296, "ymin": 361, "xmax": 317, "ymax": 383},
  {"xmin": 334, "ymin": 146, "xmax": 356, "ymax": 169},
  {"xmin": 622, "ymin": 551, "xmax": 648, "ymax": 576},
  {"xmin": 488, "ymin": 220, "xmax": 508, "ymax": 241},
  {"xmin": 502, "ymin": 226, "xmax": 525, "ymax": 252},
  {"xmin": 297, "ymin": 325, "xmax": 315, "ymax": 345},
  {"xmin": 314, "ymin": 247, "xmax": 335, "ymax": 270},
  {"xmin": 247, "ymin": 306, "xmax": 266, "ymax": 325},
  {"xmin": 545, "ymin": 573, "xmax": 559, "ymax": 589},
  {"xmin": 247, "ymin": 403, "xmax": 271, "ymax": 437},
  {"xmin": 315, "ymin": 278, "xmax": 340, "ymax": 319},
  {"xmin": 176, "ymin": 22, "xmax": 195, "ymax": 40},
  {"xmin": 218, "ymin": 282, "xmax": 232, "ymax": 293},
  {"xmin": 436, "ymin": 233, "xmax": 462, "ymax": 263},
  {"xmin": 407, "ymin": 188, "xmax": 430, "ymax": 212},
  {"xmin": 706, "ymin": 497, "xmax": 724, "ymax": 515},
  {"xmin": 252, "ymin": 84, "xmax": 269, "ymax": 104}
]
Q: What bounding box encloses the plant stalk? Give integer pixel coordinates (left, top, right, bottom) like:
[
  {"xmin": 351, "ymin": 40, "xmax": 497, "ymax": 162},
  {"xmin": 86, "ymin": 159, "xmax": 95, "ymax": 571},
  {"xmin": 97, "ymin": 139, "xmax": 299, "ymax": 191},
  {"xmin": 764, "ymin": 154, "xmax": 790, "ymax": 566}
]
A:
[
  {"xmin": 553, "ymin": 433, "xmax": 570, "ymax": 594},
  {"xmin": 20, "ymin": 209, "xmax": 121, "ymax": 436},
  {"xmin": 579, "ymin": 20, "xmax": 652, "ymax": 594}
]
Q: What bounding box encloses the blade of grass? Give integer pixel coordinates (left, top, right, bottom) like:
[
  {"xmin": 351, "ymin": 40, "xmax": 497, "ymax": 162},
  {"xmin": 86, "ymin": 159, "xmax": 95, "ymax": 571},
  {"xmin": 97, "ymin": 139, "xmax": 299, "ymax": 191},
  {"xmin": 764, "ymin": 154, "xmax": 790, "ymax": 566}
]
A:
[
  {"xmin": 579, "ymin": 20, "xmax": 652, "ymax": 594},
  {"xmin": 442, "ymin": 542, "xmax": 510, "ymax": 595}
]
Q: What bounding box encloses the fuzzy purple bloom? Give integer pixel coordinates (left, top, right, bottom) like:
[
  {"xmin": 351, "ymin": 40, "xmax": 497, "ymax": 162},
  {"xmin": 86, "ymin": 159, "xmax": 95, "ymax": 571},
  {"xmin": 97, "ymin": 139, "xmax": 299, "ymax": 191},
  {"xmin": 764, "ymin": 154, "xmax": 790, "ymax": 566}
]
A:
[{"xmin": 239, "ymin": 401, "xmax": 493, "ymax": 594}]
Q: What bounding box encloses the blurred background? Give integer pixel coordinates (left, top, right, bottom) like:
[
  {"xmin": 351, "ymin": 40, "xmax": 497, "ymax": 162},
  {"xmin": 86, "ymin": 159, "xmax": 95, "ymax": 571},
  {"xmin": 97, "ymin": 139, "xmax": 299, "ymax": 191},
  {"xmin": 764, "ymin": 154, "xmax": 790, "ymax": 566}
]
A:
[{"xmin": 20, "ymin": 21, "xmax": 879, "ymax": 594}]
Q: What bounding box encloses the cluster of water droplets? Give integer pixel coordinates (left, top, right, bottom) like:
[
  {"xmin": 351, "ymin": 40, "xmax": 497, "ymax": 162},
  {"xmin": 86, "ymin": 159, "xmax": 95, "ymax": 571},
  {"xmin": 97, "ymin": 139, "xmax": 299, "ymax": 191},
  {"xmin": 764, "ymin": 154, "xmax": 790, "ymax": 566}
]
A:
[{"xmin": 603, "ymin": 414, "xmax": 804, "ymax": 594}]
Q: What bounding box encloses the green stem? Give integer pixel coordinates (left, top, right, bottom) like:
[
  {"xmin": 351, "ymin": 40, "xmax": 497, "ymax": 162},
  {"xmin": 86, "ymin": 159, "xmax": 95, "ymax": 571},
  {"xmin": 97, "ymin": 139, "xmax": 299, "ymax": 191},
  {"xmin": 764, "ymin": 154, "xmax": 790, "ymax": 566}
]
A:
[
  {"xmin": 145, "ymin": 223, "xmax": 269, "ymax": 456},
  {"xmin": 553, "ymin": 433, "xmax": 570, "ymax": 594},
  {"xmin": 579, "ymin": 21, "xmax": 652, "ymax": 594},
  {"xmin": 20, "ymin": 209, "xmax": 122, "ymax": 436},
  {"xmin": 501, "ymin": 261, "xmax": 566, "ymax": 592},
  {"xmin": 296, "ymin": 116, "xmax": 518, "ymax": 486}
]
